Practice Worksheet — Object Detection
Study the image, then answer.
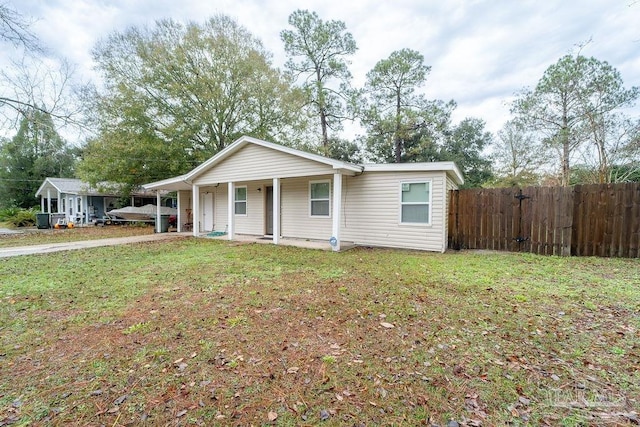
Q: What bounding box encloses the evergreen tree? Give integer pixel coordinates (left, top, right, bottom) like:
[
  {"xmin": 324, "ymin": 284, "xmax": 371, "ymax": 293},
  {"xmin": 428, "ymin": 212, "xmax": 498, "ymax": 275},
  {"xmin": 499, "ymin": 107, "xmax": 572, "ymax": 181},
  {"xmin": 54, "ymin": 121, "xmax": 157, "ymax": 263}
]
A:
[{"xmin": 0, "ymin": 109, "xmax": 75, "ymax": 208}]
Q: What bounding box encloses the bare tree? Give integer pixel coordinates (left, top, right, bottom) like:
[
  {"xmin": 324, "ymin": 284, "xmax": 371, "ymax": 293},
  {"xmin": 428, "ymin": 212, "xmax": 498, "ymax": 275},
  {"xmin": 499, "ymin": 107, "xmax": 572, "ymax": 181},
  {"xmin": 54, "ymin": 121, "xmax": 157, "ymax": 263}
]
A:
[
  {"xmin": 1, "ymin": 55, "xmax": 80, "ymax": 131},
  {"xmin": 0, "ymin": 3, "xmax": 81, "ymax": 132},
  {"xmin": 0, "ymin": 2, "xmax": 41, "ymax": 52}
]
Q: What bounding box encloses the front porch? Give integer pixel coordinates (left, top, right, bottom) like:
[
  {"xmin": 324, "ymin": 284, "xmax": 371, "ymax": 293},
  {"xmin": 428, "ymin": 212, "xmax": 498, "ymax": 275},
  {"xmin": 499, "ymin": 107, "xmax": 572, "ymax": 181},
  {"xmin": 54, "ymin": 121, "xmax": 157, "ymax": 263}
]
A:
[
  {"xmin": 142, "ymin": 136, "xmax": 366, "ymax": 251},
  {"xmin": 201, "ymin": 233, "xmax": 357, "ymax": 252}
]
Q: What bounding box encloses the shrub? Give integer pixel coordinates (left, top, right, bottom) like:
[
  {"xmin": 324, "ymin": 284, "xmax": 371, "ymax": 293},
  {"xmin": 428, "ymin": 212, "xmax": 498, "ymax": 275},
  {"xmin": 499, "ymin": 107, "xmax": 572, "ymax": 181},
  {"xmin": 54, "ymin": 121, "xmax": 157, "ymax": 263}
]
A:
[
  {"xmin": 1, "ymin": 207, "xmax": 37, "ymax": 227},
  {"xmin": 0, "ymin": 207, "xmax": 21, "ymax": 221}
]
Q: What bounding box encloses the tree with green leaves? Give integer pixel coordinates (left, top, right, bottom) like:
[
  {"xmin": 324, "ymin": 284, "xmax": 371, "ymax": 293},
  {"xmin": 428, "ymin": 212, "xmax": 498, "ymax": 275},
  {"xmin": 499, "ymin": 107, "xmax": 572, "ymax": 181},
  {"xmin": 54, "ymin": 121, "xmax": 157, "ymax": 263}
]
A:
[
  {"xmin": 360, "ymin": 49, "xmax": 433, "ymax": 163},
  {"xmin": 281, "ymin": 9, "xmax": 357, "ymax": 151},
  {"xmin": 513, "ymin": 54, "xmax": 638, "ymax": 185},
  {"xmin": 440, "ymin": 118, "xmax": 494, "ymax": 188},
  {"xmin": 80, "ymin": 16, "xmax": 308, "ymax": 190},
  {"xmin": 0, "ymin": 109, "xmax": 76, "ymax": 208}
]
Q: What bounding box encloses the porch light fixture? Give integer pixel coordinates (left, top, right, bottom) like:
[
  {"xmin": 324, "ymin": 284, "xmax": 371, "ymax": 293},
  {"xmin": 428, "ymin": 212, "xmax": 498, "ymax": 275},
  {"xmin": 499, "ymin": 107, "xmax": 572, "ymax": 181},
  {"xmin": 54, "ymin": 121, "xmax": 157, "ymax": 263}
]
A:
[{"xmin": 257, "ymin": 188, "xmax": 261, "ymax": 192}]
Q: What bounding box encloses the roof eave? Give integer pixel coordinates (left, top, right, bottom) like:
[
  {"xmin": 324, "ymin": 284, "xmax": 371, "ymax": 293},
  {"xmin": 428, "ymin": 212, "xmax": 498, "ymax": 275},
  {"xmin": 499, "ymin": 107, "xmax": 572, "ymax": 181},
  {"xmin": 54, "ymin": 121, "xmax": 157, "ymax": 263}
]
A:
[{"xmin": 143, "ymin": 174, "xmax": 191, "ymax": 191}]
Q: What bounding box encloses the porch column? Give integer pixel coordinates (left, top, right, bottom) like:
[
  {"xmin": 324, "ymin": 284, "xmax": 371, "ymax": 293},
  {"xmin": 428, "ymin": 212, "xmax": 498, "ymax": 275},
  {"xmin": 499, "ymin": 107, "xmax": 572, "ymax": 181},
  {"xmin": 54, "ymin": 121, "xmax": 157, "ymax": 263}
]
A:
[
  {"xmin": 331, "ymin": 173, "xmax": 342, "ymax": 252},
  {"xmin": 273, "ymin": 178, "xmax": 280, "ymax": 245},
  {"xmin": 192, "ymin": 184, "xmax": 200, "ymax": 237},
  {"xmin": 227, "ymin": 182, "xmax": 235, "ymax": 240},
  {"xmin": 47, "ymin": 189, "xmax": 51, "ymax": 213},
  {"xmin": 40, "ymin": 195, "xmax": 45, "ymax": 212},
  {"xmin": 78, "ymin": 196, "xmax": 84, "ymax": 225},
  {"xmin": 156, "ymin": 191, "xmax": 162, "ymax": 233},
  {"xmin": 57, "ymin": 190, "xmax": 61, "ymax": 213},
  {"xmin": 176, "ymin": 191, "xmax": 182, "ymax": 233}
]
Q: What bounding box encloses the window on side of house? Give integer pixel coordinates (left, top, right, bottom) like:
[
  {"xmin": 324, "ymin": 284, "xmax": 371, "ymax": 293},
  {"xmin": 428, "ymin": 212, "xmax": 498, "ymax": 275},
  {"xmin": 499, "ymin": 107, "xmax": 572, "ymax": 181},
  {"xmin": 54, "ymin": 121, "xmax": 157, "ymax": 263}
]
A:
[
  {"xmin": 400, "ymin": 181, "xmax": 431, "ymax": 224},
  {"xmin": 309, "ymin": 180, "xmax": 330, "ymax": 217},
  {"xmin": 234, "ymin": 186, "xmax": 247, "ymax": 215}
]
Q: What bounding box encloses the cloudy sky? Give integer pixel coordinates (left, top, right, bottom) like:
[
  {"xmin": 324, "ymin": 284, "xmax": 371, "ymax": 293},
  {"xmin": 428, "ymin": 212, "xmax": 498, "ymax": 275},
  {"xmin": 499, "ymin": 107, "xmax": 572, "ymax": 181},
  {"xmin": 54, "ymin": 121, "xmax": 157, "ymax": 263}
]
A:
[{"xmin": 8, "ymin": 0, "xmax": 640, "ymax": 137}]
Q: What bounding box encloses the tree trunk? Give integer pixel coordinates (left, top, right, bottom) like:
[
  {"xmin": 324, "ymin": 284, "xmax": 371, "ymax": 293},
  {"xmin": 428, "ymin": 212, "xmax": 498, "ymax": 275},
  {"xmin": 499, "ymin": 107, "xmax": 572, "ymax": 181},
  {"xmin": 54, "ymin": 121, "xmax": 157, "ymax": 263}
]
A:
[
  {"xmin": 316, "ymin": 69, "xmax": 329, "ymax": 151},
  {"xmin": 561, "ymin": 100, "xmax": 570, "ymax": 186},
  {"xmin": 394, "ymin": 91, "xmax": 402, "ymax": 163},
  {"xmin": 320, "ymin": 108, "xmax": 329, "ymax": 151}
]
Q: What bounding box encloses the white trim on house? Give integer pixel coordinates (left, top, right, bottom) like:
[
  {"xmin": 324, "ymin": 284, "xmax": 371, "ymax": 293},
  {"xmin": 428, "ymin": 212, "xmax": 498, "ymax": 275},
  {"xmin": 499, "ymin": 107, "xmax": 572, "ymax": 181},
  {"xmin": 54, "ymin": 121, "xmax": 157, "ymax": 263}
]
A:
[
  {"xmin": 362, "ymin": 162, "xmax": 463, "ymax": 185},
  {"xmin": 227, "ymin": 182, "xmax": 234, "ymax": 240},
  {"xmin": 331, "ymin": 173, "xmax": 342, "ymax": 252},
  {"xmin": 192, "ymin": 184, "xmax": 200, "ymax": 237},
  {"xmin": 273, "ymin": 178, "xmax": 280, "ymax": 244},
  {"xmin": 143, "ymin": 174, "xmax": 190, "ymax": 191}
]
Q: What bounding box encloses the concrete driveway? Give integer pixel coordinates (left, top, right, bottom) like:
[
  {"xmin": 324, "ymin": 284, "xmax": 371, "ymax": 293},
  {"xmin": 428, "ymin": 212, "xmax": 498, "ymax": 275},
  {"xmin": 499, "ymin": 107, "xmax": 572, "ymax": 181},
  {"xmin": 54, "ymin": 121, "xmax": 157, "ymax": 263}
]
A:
[{"xmin": 0, "ymin": 232, "xmax": 190, "ymax": 258}]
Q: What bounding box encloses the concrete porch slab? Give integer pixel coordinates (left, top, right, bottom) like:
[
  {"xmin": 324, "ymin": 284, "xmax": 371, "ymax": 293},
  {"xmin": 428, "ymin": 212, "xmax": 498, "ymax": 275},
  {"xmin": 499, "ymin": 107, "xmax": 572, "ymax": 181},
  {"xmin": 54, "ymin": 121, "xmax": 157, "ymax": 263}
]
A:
[{"xmin": 202, "ymin": 233, "xmax": 357, "ymax": 251}]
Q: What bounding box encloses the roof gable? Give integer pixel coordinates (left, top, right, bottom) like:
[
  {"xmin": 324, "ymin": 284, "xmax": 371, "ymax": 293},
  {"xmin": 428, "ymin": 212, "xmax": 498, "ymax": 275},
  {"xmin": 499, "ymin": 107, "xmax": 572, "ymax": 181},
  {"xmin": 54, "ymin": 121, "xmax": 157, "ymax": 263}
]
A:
[
  {"xmin": 186, "ymin": 136, "xmax": 363, "ymax": 182},
  {"xmin": 35, "ymin": 178, "xmax": 85, "ymax": 197},
  {"xmin": 35, "ymin": 178, "xmax": 141, "ymax": 197},
  {"xmin": 142, "ymin": 136, "xmax": 464, "ymax": 190}
]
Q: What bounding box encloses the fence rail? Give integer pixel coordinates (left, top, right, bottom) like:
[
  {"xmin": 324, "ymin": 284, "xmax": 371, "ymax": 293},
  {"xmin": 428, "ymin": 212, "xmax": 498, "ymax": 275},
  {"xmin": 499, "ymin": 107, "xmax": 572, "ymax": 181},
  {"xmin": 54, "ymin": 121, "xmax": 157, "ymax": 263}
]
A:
[{"xmin": 448, "ymin": 183, "xmax": 640, "ymax": 257}]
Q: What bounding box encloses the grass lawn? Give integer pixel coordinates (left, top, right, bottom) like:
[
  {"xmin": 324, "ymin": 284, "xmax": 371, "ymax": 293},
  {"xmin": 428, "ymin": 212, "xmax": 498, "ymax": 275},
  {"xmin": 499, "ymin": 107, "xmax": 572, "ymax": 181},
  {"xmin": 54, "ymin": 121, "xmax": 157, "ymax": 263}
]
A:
[
  {"xmin": 0, "ymin": 239, "xmax": 638, "ymax": 426},
  {"xmin": 0, "ymin": 225, "xmax": 155, "ymax": 248}
]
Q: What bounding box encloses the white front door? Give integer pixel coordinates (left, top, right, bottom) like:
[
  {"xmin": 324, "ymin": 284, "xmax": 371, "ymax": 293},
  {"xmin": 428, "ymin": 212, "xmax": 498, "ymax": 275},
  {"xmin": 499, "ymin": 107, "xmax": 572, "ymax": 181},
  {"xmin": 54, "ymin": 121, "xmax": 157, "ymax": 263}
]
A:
[
  {"xmin": 67, "ymin": 196, "xmax": 74, "ymax": 222},
  {"xmin": 201, "ymin": 193, "xmax": 214, "ymax": 232}
]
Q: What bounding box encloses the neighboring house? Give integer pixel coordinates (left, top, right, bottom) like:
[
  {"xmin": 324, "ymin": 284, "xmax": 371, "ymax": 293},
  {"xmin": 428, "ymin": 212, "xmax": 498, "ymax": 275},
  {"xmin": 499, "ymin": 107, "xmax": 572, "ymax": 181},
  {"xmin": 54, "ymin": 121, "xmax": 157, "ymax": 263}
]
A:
[
  {"xmin": 143, "ymin": 136, "xmax": 464, "ymax": 252},
  {"xmin": 35, "ymin": 178, "xmax": 170, "ymax": 225}
]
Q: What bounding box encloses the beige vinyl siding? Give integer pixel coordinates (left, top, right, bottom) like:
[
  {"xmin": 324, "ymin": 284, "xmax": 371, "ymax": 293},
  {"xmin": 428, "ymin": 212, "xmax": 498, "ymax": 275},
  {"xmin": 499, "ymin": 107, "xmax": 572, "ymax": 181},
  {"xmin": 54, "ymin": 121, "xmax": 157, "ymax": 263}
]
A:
[
  {"xmin": 281, "ymin": 176, "xmax": 333, "ymax": 240},
  {"xmin": 210, "ymin": 180, "xmax": 272, "ymax": 235},
  {"xmin": 213, "ymin": 185, "xmax": 227, "ymax": 232},
  {"xmin": 194, "ymin": 144, "xmax": 335, "ymax": 185},
  {"xmin": 341, "ymin": 171, "xmax": 446, "ymax": 251},
  {"xmin": 177, "ymin": 190, "xmax": 191, "ymax": 230}
]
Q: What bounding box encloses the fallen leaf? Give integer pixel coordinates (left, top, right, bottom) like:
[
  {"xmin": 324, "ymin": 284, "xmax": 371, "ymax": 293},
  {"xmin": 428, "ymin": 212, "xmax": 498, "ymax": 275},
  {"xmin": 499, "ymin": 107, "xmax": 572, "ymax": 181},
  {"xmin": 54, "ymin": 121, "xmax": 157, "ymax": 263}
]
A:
[
  {"xmin": 176, "ymin": 409, "xmax": 187, "ymax": 418},
  {"xmin": 287, "ymin": 366, "xmax": 299, "ymax": 374},
  {"xmin": 319, "ymin": 409, "xmax": 330, "ymax": 421},
  {"xmin": 380, "ymin": 322, "xmax": 394, "ymax": 328},
  {"xmin": 267, "ymin": 411, "xmax": 278, "ymax": 421}
]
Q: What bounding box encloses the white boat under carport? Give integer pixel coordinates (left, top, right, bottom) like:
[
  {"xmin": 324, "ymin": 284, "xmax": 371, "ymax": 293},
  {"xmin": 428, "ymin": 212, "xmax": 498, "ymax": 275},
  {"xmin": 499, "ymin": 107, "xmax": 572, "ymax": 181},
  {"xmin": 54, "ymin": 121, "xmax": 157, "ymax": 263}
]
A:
[{"xmin": 107, "ymin": 204, "xmax": 177, "ymax": 221}]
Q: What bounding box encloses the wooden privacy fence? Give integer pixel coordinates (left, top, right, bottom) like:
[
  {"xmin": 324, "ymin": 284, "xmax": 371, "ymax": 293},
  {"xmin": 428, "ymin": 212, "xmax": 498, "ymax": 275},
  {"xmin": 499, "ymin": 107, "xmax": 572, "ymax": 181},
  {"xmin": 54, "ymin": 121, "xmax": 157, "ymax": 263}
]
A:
[{"xmin": 448, "ymin": 183, "xmax": 640, "ymax": 257}]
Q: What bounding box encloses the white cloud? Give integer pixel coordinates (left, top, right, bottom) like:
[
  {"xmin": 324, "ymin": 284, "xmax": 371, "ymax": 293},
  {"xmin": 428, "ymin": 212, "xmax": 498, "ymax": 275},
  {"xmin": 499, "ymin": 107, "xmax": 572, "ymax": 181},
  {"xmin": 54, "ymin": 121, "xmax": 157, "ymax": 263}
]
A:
[{"xmin": 5, "ymin": 0, "xmax": 640, "ymax": 141}]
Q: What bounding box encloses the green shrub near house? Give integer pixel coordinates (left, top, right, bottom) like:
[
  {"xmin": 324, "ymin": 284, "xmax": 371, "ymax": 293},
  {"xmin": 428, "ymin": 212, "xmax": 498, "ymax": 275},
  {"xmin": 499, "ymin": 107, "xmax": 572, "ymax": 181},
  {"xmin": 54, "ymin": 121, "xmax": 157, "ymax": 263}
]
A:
[{"xmin": 0, "ymin": 206, "xmax": 37, "ymax": 227}]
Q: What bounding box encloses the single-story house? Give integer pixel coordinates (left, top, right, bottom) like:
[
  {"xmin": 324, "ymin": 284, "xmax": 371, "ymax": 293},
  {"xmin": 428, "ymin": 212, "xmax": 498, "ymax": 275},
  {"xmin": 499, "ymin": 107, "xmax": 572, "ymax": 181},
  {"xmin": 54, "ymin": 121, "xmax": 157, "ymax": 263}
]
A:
[
  {"xmin": 143, "ymin": 136, "xmax": 464, "ymax": 252},
  {"xmin": 35, "ymin": 178, "xmax": 172, "ymax": 225}
]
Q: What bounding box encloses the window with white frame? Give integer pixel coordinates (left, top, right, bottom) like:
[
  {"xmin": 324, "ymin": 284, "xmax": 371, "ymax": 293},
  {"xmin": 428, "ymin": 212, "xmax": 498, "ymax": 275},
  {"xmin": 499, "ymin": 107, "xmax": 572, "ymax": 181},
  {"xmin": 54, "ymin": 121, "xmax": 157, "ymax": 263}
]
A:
[
  {"xmin": 234, "ymin": 186, "xmax": 247, "ymax": 215},
  {"xmin": 400, "ymin": 181, "xmax": 431, "ymax": 224},
  {"xmin": 309, "ymin": 180, "xmax": 330, "ymax": 217}
]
